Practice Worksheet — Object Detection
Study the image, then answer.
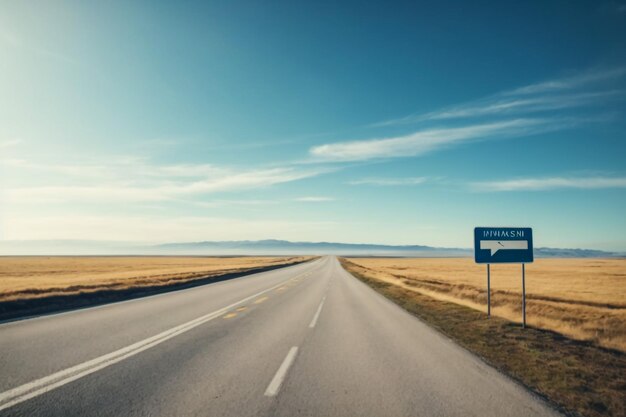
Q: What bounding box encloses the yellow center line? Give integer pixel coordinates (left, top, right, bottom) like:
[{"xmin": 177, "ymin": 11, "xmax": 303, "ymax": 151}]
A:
[
  {"xmin": 236, "ymin": 307, "xmax": 247, "ymax": 312},
  {"xmin": 223, "ymin": 313, "xmax": 238, "ymax": 319},
  {"xmin": 254, "ymin": 296, "xmax": 269, "ymax": 304}
]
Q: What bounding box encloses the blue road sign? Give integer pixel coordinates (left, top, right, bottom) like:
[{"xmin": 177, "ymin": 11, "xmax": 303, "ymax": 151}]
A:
[{"xmin": 474, "ymin": 227, "xmax": 533, "ymax": 264}]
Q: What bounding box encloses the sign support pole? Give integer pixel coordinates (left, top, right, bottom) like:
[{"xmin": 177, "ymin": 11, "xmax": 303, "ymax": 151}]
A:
[
  {"xmin": 522, "ymin": 263, "xmax": 526, "ymax": 328},
  {"xmin": 474, "ymin": 227, "xmax": 533, "ymax": 327},
  {"xmin": 487, "ymin": 264, "xmax": 491, "ymax": 317}
]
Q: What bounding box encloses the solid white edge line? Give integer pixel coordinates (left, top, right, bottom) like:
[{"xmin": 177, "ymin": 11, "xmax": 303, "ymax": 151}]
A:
[
  {"xmin": 308, "ymin": 296, "xmax": 326, "ymax": 328},
  {"xmin": 264, "ymin": 346, "xmax": 299, "ymax": 397},
  {"xmin": 0, "ymin": 269, "xmax": 314, "ymax": 412}
]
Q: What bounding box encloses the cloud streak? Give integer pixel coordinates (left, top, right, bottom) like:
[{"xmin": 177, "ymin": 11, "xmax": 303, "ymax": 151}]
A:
[
  {"xmin": 294, "ymin": 196, "xmax": 335, "ymax": 202},
  {"xmin": 310, "ymin": 67, "xmax": 623, "ymax": 164},
  {"xmin": 1, "ymin": 157, "xmax": 222, "ymax": 180},
  {"xmin": 2, "ymin": 213, "xmax": 339, "ymax": 242},
  {"xmin": 348, "ymin": 177, "xmax": 427, "ymax": 186},
  {"xmin": 505, "ymin": 67, "xmax": 626, "ymax": 95},
  {"xmin": 372, "ymin": 67, "xmax": 626, "ymax": 126},
  {"xmin": 471, "ymin": 176, "xmax": 626, "ymax": 192},
  {"xmin": 3, "ymin": 157, "xmax": 328, "ymax": 204},
  {"xmin": 420, "ymin": 90, "xmax": 623, "ymax": 121},
  {"xmin": 310, "ymin": 118, "xmax": 547, "ymax": 162}
]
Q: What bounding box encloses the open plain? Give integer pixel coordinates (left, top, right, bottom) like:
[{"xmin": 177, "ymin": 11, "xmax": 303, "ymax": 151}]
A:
[
  {"xmin": 345, "ymin": 257, "xmax": 626, "ymax": 352},
  {"xmin": 0, "ymin": 256, "xmax": 312, "ymax": 303}
]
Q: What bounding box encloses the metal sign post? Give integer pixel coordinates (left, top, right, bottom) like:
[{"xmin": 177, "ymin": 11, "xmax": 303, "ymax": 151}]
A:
[
  {"xmin": 522, "ymin": 263, "xmax": 526, "ymax": 328},
  {"xmin": 474, "ymin": 227, "xmax": 534, "ymax": 328},
  {"xmin": 487, "ymin": 264, "xmax": 491, "ymax": 317}
]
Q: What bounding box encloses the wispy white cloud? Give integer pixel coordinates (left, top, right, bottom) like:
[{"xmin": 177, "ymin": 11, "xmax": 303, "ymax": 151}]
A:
[
  {"xmin": 202, "ymin": 138, "xmax": 300, "ymax": 151},
  {"xmin": 310, "ymin": 118, "xmax": 547, "ymax": 162},
  {"xmin": 372, "ymin": 67, "xmax": 626, "ymax": 127},
  {"xmin": 2, "ymin": 157, "xmax": 229, "ymax": 182},
  {"xmin": 470, "ymin": 176, "xmax": 626, "ymax": 192},
  {"xmin": 348, "ymin": 177, "xmax": 427, "ymax": 186},
  {"xmin": 1, "ymin": 213, "xmax": 338, "ymax": 242},
  {"xmin": 419, "ymin": 90, "xmax": 623, "ymax": 121},
  {"xmin": 3, "ymin": 156, "xmax": 328, "ymax": 203},
  {"xmin": 192, "ymin": 199, "xmax": 277, "ymax": 208},
  {"xmin": 295, "ymin": 196, "xmax": 335, "ymax": 203},
  {"xmin": 315, "ymin": 68, "xmax": 623, "ymax": 163},
  {"xmin": 294, "ymin": 196, "xmax": 335, "ymax": 202},
  {"xmin": 181, "ymin": 168, "xmax": 322, "ymax": 194},
  {"xmin": 505, "ymin": 67, "xmax": 626, "ymax": 95},
  {"xmin": 6, "ymin": 185, "xmax": 172, "ymax": 203}
]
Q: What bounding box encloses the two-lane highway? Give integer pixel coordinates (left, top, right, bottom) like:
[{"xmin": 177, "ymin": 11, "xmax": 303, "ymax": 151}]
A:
[{"xmin": 0, "ymin": 256, "xmax": 561, "ymax": 416}]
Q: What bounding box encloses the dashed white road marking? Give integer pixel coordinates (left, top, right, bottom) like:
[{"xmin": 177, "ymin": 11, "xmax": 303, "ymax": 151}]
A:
[
  {"xmin": 264, "ymin": 346, "xmax": 299, "ymax": 397},
  {"xmin": 309, "ymin": 296, "xmax": 326, "ymax": 328}
]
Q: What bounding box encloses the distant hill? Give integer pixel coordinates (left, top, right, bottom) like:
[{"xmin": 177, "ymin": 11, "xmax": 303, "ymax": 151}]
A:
[
  {"xmin": 534, "ymin": 247, "xmax": 618, "ymax": 258},
  {"xmin": 0, "ymin": 239, "xmax": 621, "ymax": 257},
  {"xmin": 154, "ymin": 240, "xmax": 621, "ymax": 258},
  {"xmin": 155, "ymin": 239, "xmax": 469, "ymax": 256}
]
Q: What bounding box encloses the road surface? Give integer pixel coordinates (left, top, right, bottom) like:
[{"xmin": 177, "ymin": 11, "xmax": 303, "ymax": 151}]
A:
[{"xmin": 0, "ymin": 256, "xmax": 561, "ymax": 416}]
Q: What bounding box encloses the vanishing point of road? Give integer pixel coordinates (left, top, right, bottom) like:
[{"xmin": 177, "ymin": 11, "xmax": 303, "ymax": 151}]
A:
[{"xmin": 0, "ymin": 257, "xmax": 561, "ymax": 416}]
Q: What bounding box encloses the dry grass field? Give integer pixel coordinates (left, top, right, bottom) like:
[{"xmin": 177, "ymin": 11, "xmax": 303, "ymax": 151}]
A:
[
  {"xmin": 0, "ymin": 256, "xmax": 311, "ymax": 302},
  {"xmin": 346, "ymin": 257, "xmax": 626, "ymax": 352}
]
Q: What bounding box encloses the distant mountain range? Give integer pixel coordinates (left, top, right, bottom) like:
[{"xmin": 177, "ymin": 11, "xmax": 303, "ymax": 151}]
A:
[
  {"xmin": 154, "ymin": 239, "xmax": 471, "ymax": 256},
  {"xmin": 0, "ymin": 239, "xmax": 622, "ymax": 257}
]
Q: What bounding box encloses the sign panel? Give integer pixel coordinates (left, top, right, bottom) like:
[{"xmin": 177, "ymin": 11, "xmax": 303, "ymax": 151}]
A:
[{"xmin": 474, "ymin": 227, "xmax": 533, "ymax": 264}]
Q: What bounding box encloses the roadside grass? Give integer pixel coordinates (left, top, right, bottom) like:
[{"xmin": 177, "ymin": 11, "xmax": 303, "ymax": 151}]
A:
[
  {"xmin": 343, "ymin": 257, "xmax": 626, "ymax": 352},
  {"xmin": 0, "ymin": 256, "xmax": 313, "ymax": 320},
  {"xmin": 341, "ymin": 258, "xmax": 626, "ymax": 417},
  {"xmin": 0, "ymin": 256, "xmax": 312, "ymax": 302}
]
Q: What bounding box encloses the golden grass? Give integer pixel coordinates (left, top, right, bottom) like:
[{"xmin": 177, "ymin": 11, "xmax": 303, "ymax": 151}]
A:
[
  {"xmin": 0, "ymin": 256, "xmax": 312, "ymax": 302},
  {"xmin": 346, "ymin": 257, "xmax": 626, "ymax": 352}
]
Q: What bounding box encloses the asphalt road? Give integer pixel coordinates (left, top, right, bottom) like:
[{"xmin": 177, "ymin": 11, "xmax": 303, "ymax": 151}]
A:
[{"xmin": 0, "ymin": 256, "xmax": 561, "ymax": 416}]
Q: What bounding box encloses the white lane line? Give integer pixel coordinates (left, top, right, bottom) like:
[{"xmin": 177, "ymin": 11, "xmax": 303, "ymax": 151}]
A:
[
  {"xmin": 264, "ymin": 346, "xmax": 299, "ymax": 397},
  {"xmin": 308, "ymin": 296, "xmax": 326, "ymax": 328},
  {"xmin": 0, "ymin": 273, "xmax": 310, "ymax": 413}
]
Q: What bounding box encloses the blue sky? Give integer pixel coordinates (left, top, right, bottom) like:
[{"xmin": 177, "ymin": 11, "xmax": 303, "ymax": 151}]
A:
[{"xmin": 1, "ymin": 1, "xmax": 625, "ymax": 250}]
